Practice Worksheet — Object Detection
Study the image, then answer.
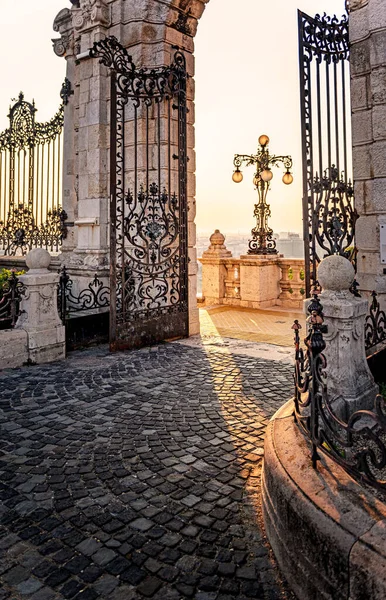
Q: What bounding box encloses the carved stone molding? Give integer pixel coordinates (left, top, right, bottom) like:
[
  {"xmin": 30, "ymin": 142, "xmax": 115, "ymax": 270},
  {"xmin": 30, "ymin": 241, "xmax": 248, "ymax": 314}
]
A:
[
  {"xmin": 72, "ymin": 0, "xmax": 111, "ymax": 32},
  {"xmin": 52, "ymin": 34, "xmax": 73, "ymax": 57},
  {"xmin": 53, "ymin": 8, "xmax": 75, "ymax": 57}
]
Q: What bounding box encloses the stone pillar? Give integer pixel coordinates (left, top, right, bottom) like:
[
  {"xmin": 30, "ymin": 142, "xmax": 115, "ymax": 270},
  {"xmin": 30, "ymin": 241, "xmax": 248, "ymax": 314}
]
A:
[
  {"xmin": 316, "ymin": 254, "xmax": 378, "ymax": 418},
  {"xmin": 350, "ymin": 0, "xmax": 386, "ymax": 306},
  {"xmin": 199, "ymin": 230, "xmax": 232, "ymax": 306},
  {"xmin": 53, "ymin": 1, "xmax": 111, "ymax": 272},
  {"xmin": 16, "ymin": 249, "xmax": 65, "ymax": 364},
  {"xmin": 53, "ymin": 7, "xmax": 78, "ymax": 258},
  {"xmin": 239, "ymin": 256, "xmax": 281, "ymax": 309}
]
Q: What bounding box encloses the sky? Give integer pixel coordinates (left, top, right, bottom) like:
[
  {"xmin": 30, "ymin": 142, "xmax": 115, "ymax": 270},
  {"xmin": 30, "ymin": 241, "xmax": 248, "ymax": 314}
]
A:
[
  {"xmin": 194, "ymin": 0, "xmax": 347, "ymax": 235},
  {"xmin": 0, "ymin": 0, "xmax": 346, "ymax": 238}
]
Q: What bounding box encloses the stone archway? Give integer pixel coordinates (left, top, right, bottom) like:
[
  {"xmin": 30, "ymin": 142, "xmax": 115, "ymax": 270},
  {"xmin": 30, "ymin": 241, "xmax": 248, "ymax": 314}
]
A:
[{"xmin": 52, "ymin": 0, "xmax": 386, "ymax": 339}]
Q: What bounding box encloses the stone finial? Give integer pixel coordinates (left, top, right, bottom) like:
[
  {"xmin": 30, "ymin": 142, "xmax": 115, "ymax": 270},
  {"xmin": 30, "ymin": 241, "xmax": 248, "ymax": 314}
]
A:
[
  {"xmin": 202, "ymin": 230, "xmax": 232, "ymax": 258},
  {"xmin": 25, "ymin": 248, "xmax": 51, "ymax": 272},
  {"xmin": 317, "ymin": 254, "xmax": 355, "ymax": 292}
]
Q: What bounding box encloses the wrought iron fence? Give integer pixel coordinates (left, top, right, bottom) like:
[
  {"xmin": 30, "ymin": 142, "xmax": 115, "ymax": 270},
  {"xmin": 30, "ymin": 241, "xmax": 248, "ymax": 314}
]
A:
[
  {"xmin": 57, "ymin": 266, "xmax": 110, "ymax": 324},
  {"xmin": 365, "ymin": 291, "xmax": 386, "ymax": 352},
  {"xmin": 0, "ymin": 271, "xmax": 25, "ymax": 329},
  {"xmin": 293, "ymin": 296, "xmax": 386, "ymax": 492},
  {"xmin": 0, "ymin": 79, "xmax": 72, "ymax": 256}
]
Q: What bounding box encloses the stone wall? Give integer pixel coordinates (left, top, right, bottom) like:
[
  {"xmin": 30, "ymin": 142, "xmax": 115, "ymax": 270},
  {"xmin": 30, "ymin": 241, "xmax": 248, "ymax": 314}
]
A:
[{"xmin": 350, "ymin": 0, "xmax": 386, "ymax": 306}]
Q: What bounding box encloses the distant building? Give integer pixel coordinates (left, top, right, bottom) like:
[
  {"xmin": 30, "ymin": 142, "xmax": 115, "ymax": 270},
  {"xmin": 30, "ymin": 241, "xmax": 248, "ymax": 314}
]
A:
[{"xmin": 273, "ymin": 232, "xmax": 304, "ymax": 259}]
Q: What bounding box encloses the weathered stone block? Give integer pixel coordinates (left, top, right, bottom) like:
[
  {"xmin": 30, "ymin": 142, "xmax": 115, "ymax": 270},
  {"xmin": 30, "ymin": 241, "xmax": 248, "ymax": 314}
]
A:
[
  {"xmin": 352, "ymin": 144, "xmax": 372, "ymax": 180},
  {"xmin": 356, "ymin": 214, "xmax": 379, "ymax": 250},
  {"xmin": 371, "ymin": 66, "xmax": 386, "ymax": 104},
  {"xmin": 351, "ymin": 110, "xmax": 372, "ymax": 144},
  {"xmin": 350, "ymin": 40, "xmax": 371, "ymax": 75},
  {"xmin": 351, "ymin": 74, "xmax": 369, "ymax": 110},
  {"xmin": 0, "ymin": 330, "xmax": 28, "ymax": 370},
  {"xmin": 372, "ymin": 104, "xmax": 386, "ymax": 139}
]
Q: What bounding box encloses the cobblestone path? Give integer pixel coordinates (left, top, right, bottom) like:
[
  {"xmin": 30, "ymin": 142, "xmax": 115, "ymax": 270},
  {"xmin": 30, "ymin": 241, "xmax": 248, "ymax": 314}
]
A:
[{"xmin": 0, "ymin": 342, "xmax": 294, "ymax": 600}]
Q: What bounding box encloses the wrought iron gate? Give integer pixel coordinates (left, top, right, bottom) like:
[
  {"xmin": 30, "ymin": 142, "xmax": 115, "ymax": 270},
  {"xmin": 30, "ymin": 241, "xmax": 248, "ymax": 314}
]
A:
[
  {"xmin": 298, "ymin": 10, "xmax": 357, "ymax": 296},
  {"xmin": 0, "ymin": 81, "xmax": 70, "ymax": 255},
  {"xmin": 90, "ymin": 37, "xmax": 189, "ymax": 351}
]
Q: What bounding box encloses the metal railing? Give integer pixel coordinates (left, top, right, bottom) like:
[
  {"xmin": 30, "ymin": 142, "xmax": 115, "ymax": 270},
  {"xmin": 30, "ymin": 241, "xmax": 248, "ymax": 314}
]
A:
[
  {"xmin": 293, "ymin": 294, "xmax": 386, "ymax": 492},
  {"xmin": 365, "ymin": 291, "xmax": 386, "ymax": 353},
  {"xmin": 57, "ymin": 266, "xmax": 110, "ymax": 324},
  {"xmin": 0, "ymin": 80, "xmax": 72, "ymax": 256},
  {"xmin": 0, "ymin": 271, "xmax": 25, "ymax": 329}
]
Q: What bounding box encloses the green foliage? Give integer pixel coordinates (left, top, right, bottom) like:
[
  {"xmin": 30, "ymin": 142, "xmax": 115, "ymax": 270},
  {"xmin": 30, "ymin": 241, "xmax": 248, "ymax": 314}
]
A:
[
  {"xmin": 0, "ymin": 268, "xmax": 25, "ymax": 294},
  {"xmin": 379, "ymin": 382, "xmax": 386, "ymax": 400},
  {"xmin": 300, "ymin": 288, "xmax": 305, "ymax": 296},
  {"xmin": 300, "ymin": 268, "xmax": 305, "ymax": 281},
  {"xmin": 288, "ymin": 267, "xmax": 293, "ymax": 280}
]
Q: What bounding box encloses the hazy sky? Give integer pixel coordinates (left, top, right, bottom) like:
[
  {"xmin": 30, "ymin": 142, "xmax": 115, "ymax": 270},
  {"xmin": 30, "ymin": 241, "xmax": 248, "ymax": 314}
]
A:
[
  {"xmin": 0, "ymin": 0, "xmax": 346, "ymax": 237},
  {"xmin": 194, "ymin": 0, "xmax": 346, "ymax": 235}
]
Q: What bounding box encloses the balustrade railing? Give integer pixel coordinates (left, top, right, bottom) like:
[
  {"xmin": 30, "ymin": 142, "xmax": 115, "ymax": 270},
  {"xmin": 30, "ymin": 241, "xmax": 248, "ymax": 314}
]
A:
[{"xmin": 224, "ymin": 259, "xmax": 241, "ymax": 300}]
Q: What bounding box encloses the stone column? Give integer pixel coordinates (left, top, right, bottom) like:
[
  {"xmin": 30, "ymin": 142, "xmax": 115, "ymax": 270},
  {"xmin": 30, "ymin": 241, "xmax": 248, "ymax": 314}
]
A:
[
  {"xmin": 199, "ymin": 230, "xmax": 232, "ymax": 306},
  {"xmin": 316, "ymin": 254, "xmax": 378, "ymax": 418},
  {"xmin": 350, "ymin": 0, "xmax": 386, "ymax": 307},
  {"xmin": 16, "ymin": 249, "xmax": 65, "ymax": 364}
]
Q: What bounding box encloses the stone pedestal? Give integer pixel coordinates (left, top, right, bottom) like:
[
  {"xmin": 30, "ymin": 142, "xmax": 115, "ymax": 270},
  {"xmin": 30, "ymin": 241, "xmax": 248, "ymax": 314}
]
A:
[
  {"xmin": 200, "ymin": 230, "xmax": 232, "ymax": 306},
  {"xmin": 16, "ymin": 249, "xmax": 65, "ymax": 365},
  {"xmin": 239, "ymin": 255, "xmax": 281, "ymax": 309},
  {"xmin": 316, "ymin": 255, "xmax": 378, "ymax": 417}
]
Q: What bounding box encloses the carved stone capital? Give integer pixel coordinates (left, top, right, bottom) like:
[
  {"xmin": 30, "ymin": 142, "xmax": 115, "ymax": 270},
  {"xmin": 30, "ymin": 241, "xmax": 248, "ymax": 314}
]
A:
[
  {"xmin": 53, "ymin": 8, "xmax": 75, "ymax": 58},
  {"xmin": 72, "ymin": 0, "xmax": 110, "ymax": 32},
  {"xmin": 52, "ymin": 35, "xmax": 72, "ymax": 58}
]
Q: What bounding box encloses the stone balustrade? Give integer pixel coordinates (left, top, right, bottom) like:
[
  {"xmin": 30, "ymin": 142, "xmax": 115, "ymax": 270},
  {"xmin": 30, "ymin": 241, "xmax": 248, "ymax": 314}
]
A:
[{"xmin": 199, "ymin": 230, "xmax": 305, "ymax": 310}]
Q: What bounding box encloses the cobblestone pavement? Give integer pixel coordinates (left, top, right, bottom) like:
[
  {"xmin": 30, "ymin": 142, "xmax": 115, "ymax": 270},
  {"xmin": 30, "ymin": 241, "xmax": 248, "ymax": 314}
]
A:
[{"xmin": 0, "ymin": 341, "xmax": 295, "ymax": 600}]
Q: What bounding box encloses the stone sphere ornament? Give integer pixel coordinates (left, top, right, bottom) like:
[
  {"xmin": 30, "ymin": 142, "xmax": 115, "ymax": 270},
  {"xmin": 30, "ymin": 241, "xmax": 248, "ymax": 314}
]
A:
[
  {"xmin": 317, "ymin": 254, "xmax": 355, "ymax": 292},
  {"xmin": 25, "ymin": 248, "xmax": 52, "ymax": 271}
]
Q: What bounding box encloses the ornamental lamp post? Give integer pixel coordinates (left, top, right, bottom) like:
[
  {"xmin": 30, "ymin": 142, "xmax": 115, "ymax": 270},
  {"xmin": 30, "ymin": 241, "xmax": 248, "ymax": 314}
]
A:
[{"xmin": 232, "ymin": 134, "xmax": 293, "ymax": 255}]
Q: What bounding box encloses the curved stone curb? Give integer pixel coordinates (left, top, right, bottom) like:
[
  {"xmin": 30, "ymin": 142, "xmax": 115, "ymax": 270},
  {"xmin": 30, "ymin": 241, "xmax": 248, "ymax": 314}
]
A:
[{"xmin": 262, "ymin": 400, "xmax": 386, "ymax": 600}]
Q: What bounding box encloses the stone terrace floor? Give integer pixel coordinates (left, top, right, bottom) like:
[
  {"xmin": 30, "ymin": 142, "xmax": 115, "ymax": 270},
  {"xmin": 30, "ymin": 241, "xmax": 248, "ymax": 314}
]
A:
[{"xmin": 0, "ymin": 336, "xmax": 296, "ymax": 600}]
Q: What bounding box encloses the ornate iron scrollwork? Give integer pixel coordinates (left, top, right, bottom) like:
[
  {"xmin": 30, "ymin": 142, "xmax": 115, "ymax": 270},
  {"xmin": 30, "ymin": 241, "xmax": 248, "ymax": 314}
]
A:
[
  {"xmin": 90, "ymin": 36, "xmax": 186, "ymax": 101},
  {"xmin": 293, "ymin": 296, "xmax": 386, "ymax": 492},
  {"xmin": 0, "ymin": 271, "xmax": 25, "ymax": 329},
  {"xmin": 119, "ymin": 183, "xmax": 184, "ymax": 319},
  {"xmin": 302, "ymin": 12, "xmax": 349, "ymax": 64},
  {"xmin": 58, "ymin": 266, "xmax": 110, "ymax": 324},
  {"xmin": 299, "ymin": 9, "xmax": 352, "ymax": 296},
  {"xmin": 0, "ymin": 81, "xmax": 70, "ymax": 255},
  {"xmin": 312, "ymin": 166, "xmax": 358, "ymax": 264},
  {"xmin": 365, "ymin": 291, "xmax": 386, "ymax": 352},
  {"xmin": 90, "ymin": 36, "xmax": 188, "ymax": 350}
]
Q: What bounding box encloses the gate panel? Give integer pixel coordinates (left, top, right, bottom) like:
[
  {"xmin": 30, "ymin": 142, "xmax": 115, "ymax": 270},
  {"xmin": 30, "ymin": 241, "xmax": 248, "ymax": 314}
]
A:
[
  {"xmin": 298, "ymin": 10, "xmax": 357, "ymax": 296},
  {"xmin": 0, "ymin": 85, "xmax": 69, "ymax": 255},
  {"xmin": 90, "ymin": 37, "xmax": 189, "ymax": 350}
]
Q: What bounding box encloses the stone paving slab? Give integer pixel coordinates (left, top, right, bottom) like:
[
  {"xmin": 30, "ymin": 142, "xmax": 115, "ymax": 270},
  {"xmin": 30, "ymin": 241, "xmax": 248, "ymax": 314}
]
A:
[
  {"xmin": 0, "ymin": 342, "xmax": 296, "ymax": 599},
  {"xmin": 199, "ymin": 307, "xmax": 305, "ymax": 347}
]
